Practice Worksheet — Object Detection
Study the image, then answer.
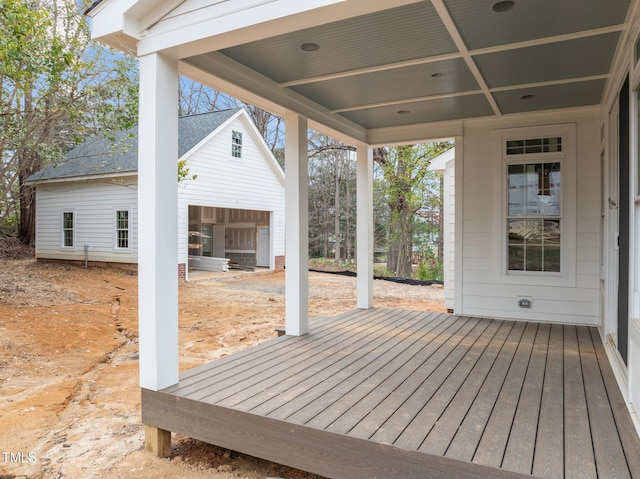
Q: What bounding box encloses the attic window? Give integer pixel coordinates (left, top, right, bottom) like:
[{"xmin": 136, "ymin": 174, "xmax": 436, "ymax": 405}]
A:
[
  {"xmin": 506, "ymin": 137, "xmax": 562, "ymax": 155},
  {"xmin": 232, "ymin": 130, "xmax": 242, "ymax": 158}
]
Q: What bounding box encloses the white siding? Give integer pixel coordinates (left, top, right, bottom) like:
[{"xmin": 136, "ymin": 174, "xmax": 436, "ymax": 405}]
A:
[
  {"xmin": 177, "ymin": 115, "xmax": 285, "ymax": 265},
  {"xmin": 460, "ymin": 109, "xmax": 601, "ymax": 325},
  {"xmin": 35, "ymin": 178, "xmax": 138, "ymax": 263}
]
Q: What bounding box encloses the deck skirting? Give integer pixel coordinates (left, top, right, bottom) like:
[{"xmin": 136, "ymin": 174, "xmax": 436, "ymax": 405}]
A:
[{"xmin": 141, "ymin": 388, "xmax": 531, "ymax": 479}]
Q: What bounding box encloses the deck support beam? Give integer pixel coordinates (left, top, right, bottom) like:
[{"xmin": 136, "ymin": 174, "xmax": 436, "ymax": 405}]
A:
[
  {"xmin": 144, "ymin": 425, "xmax": 172, "ymax": 458},
  {"xmin": 137, "ymin": 52, "xmax": 180, "ymax": 391},
  {"xmin": 284, "ymin": 113, "xmax": 309, "ymax": 335},
  {"xmin": 356, "ymin": 145, "xmax": 374, "ymax": 309}
]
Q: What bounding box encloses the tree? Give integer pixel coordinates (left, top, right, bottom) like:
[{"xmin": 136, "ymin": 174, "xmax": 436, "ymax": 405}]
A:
[
  {"xmin": 374, "ymin": 143, "xmax": 451, "ymax": 278},
  {"xmin": 0, "ymin": 0, "xmax": 139, "ymax": 243}
]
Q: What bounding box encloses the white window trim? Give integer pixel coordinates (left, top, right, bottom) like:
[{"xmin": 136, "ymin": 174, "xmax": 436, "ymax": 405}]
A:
[
  {"xmin": 61, "ymin": 209, "xmax": 76, "ymax": 250},
  {"xmin": 492, "ymin": 123, "xmax": 577, "ymax": 288},
  {"xmin": 114, "ymin": 207, "xmax": 132, "ymax": 253}
]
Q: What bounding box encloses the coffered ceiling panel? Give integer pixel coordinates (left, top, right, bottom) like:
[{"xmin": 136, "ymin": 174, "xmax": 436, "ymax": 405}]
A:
[
  {"xmin": 289, "ymin": 58, "xmax": 479, "ymax": 112},
  {"xmin": 339, "ymin": 94, "xmax": 495, "ymax": 129},
  {"xmin": 443, "ymin": 0, "xmax": 630, "ymax": 50},
  {"xmin": 474, "ymin": 32, "xmax": 620, "ymax": 89},
  {"xmin": 493, "ymin": 79, "xmax": 607, "ymax": 114},
  {"xmin": 220, "ymin": 2, "xmax": 456, "ymax": 84}
]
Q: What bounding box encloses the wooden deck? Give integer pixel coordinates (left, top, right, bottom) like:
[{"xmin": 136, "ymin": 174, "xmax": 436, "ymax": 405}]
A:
[{"xmin": 142, "ymin": 309, "xmax": 640, "ymax": 479}]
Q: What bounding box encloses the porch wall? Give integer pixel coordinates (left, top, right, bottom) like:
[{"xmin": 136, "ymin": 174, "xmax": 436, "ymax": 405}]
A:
[{"xmin": 460, "ymin": 109, "xmax": 600, "ymax": 325}]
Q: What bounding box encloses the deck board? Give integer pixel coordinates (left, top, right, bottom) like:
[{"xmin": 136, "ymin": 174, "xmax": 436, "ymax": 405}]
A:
[
  {"xmin": 361, "ymin": 317, "xmax": 493, "ymax": 443},
  {"xmin": 501, "ymin": 323, "xmax": 549, "ymax": 475},
  {"xmin": 471, "ymin": 321, "xmax": 537, "ymax": 469},
  {"xmin": 264, "ymin": 312, "xmax": 447, "ymax": 421},
  {"xmin": 424, "ymin": 321, "xmax": 527, "ymax": 457},
  {"xmin": 303, "ymin": 314, "xmax": 477, "ymax": 431},
  {"xmin": 563, "ymin": 325, "xmax": 597, "ymax": 479},
  {"xmin": 143, "ymin": 309, "xmax": 640, "ymax": 479}
]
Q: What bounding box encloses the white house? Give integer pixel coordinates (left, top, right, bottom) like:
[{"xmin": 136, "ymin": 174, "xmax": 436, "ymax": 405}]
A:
[
  {"xmin": 27, "ymin": 108, "xmax": 285, "ymax": 278},
  {"xmin": 85, "ymin": 0, "xmax": 640, "ymax": 477}
]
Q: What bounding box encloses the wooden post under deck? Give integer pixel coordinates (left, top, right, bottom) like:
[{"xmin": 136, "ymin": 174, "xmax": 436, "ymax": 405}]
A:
[{"xmin": 144, "ymin": 425, "xmax": 172, "ymax": 458}]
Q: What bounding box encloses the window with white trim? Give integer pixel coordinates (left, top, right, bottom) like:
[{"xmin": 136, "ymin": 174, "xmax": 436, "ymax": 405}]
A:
[
  {"xmin": 507, "ymin": 161, "xmax": 561, "ymax": 273},
  {"xmin": 62, "ymin": 211, "xmax": 74, "ymax": 248},
  {"xmin": 232, "ymin": 130, "xmax": 242, "ymax": 158},
  {"xmin": 115, "ymin": 209, "xmax": 130, "ymax": 249}
]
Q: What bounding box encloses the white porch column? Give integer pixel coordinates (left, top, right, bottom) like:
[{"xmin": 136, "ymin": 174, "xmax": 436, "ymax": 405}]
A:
[
  {"xmin": 356, "ymin": 145, "xmax": 374, "ymax": 309},
  {"xmin": 138, "ymin": 52, "xmax": 179, "ymax": 391},
  {"xmin": 285, "ymin": 114, "xmax": 309, "ymax": 335}
]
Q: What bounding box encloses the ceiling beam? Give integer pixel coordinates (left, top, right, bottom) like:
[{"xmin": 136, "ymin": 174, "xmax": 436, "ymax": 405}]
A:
[
  {"xmin": 332, "ymin": 90, "xmax": 483, "ymax": 114},
  {"xmin": 280, "ymin": 52, "xmax": 463, "ymax": 88},
  {"xmin": 470, "ymin": 24, "xmax": 625, "ymax": 57},
  {"xmin": 430, "ymin": 0, "xmax": 502, "ymax": 117}
]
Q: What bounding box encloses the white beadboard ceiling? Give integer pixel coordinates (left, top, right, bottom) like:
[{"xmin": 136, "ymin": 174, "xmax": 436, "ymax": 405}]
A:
[{"xmin": 185, "ymin": 0, "xmax": 631, "ymax": 130}]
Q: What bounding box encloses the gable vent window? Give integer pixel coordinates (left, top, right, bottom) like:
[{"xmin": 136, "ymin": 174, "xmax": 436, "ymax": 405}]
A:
[
  {"xmin": 232, "ymin": 130, "xmax": 242, "ymax": 158},
  {"xmin": 506, "ymin": 137, "xmax": 562, "ymax": 155}
]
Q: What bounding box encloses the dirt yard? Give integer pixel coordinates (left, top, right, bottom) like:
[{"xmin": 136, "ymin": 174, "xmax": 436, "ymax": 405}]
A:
[{"xmin": 0, "ymin": 250, "xmax": 444, "ymax": 479}]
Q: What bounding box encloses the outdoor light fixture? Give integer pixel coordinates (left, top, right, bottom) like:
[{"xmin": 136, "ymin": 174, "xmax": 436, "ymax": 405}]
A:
[
  {"xmin": 300, "ymin": 42, "xmax": 320, "ymax": 51},
  {"xmin": 492, "ymin": 1, "xmax": 515, "ymax": 12},
  {"xmin": 521, "ymin": 94, "xmax": 536, "ymax": 100}
]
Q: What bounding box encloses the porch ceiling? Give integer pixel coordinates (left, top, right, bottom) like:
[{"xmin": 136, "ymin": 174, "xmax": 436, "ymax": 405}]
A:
[{"xmin": 183, "ymin": 0, "xmax": 630, "ymax": 136}]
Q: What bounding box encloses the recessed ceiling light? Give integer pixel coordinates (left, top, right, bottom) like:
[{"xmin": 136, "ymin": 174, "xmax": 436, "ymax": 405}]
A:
[
  {"xmin": 431, "ymin": 73, "xmax": 442, "ymax": 78},
  {"xmin": 492, "ymin": 1, "xmax": 515, "ymax": 12},
  {"xmin": 521, "ymin": 94, "xmax": 536, "ymax": 100},
  {"xmin": 397, "ymin": 110, "xmax": 411, "ymax": 115},
  {"xmin": 300, "ymin": 42, "xmax": 320, "ymax": 52}
]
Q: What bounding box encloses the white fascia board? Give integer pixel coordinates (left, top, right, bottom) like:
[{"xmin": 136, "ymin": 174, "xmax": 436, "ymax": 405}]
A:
[
  {"xmin": 88, "ymin": 0, "xmax": 139, "ymax": 41},
  {"xmin": 429, "ymin": 147, "xmax": 455, "ymax": 173},
  {"xmin": 179, "ymin": 55, "xmax": 368, "ymax": 145},
  {"xmin": 137, "ymin": 0, "xmax": 424, "ymax": 58},
  {"xmin": 25, "ymin": 172, "xmax": 137, "ymax": 185}
]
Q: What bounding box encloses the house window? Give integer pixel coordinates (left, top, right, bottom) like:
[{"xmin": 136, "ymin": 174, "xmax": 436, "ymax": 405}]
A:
[
  {"xmin": 116, "ymin": 210, "xmax": 129, "ymax": 249},
  {"xmin": 232, "ymin": 130, "xmax": 242, "ymax": 158},
  {"xmin": 62, "ymin": 211, "xmax": 74, "ymax": 248},
  {"xmin": 507, "ymin": 161, "xmax": 561, "ymax": 273}
]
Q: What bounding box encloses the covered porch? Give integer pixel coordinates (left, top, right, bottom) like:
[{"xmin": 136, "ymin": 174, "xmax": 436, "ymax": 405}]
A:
[
  {"xmin": 85, "ymin": 1, "xmax": 640, "ymax": 477},
  {"xmin": 143, "ymin": 308, "xmax": 640, "ymax": 479}
]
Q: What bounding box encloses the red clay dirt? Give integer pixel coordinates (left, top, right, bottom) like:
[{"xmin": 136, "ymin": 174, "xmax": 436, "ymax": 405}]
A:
[{"xmin": 0, "ymin": 253, "xmax": 444, "ymax": 479}]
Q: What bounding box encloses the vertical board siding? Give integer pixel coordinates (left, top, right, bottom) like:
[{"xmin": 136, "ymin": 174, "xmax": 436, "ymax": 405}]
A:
[
  {"xmin": 177, "ymin": 118, "xmax": 285, "ymax": 264},
  {"xmin": 35, "ymin": 178, "xmax": 138, "ymax": 263},
  {"xmin": 461, "ymin": 112, "xmax": 601, "ymax": 325}
]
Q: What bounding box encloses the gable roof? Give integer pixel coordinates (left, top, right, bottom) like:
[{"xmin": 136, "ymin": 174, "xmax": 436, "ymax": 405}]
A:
[{"xmin": 27, "ymin": 108, "xmax": 242, "ymax": 183}]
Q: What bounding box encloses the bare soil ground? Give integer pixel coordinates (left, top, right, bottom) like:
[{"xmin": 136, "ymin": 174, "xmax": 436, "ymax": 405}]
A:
[{"xmin": 0, "ymin": 246, "xmax": 444, "ymax": 479}]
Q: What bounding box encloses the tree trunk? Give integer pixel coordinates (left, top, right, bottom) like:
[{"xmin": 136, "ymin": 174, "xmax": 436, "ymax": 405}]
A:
[
  {"xmin": 345, "ymin": 165, "xmax": 352, "ymax": 263},
  {"xmin": 334, "ymin": 160, "xmax": 341, "ymax": 262}
]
